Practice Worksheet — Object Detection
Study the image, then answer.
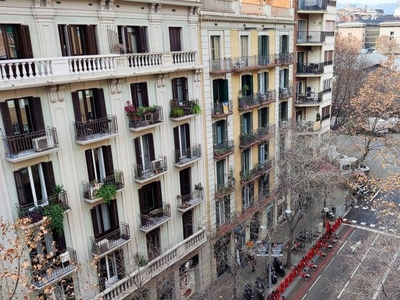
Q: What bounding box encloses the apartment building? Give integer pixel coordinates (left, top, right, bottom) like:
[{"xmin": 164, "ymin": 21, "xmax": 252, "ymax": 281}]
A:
[
  {"xmin": 0, "ymin": 0, "xmax": 207, "ymax": 299},
  {"xmin": 294, "ymin": 0, "xmax": 335, "ymax": 137},
  {"xmin": 200, "ymin": 0, "xmax": 296, "ymax": 281}
]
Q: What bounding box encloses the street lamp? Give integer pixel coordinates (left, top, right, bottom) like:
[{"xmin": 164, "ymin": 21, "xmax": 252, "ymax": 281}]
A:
[
  {"xmin": 260, "ymin": 224, "xmax": 272, "ymax": 289},
  {"xmin": 323, "ymin": 207, "xmax": 329, "ymax": 228},
  {"xmin": 284, "ymin": 206, "xmax": 294, "ymax": 268}
]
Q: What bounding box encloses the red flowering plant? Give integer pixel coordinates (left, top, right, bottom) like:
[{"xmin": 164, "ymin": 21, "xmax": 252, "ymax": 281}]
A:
[{"xmin": 124, "ymin": 101, "xmax": 137, "ymax": 117}]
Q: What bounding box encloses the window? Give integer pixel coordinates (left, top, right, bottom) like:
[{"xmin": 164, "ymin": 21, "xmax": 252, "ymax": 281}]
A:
[
  {"xmin": 279, "ymin": 69, "xmax": 289, "ymax": 89},
  {"xmin": 242, "ymin": 184, "xmax": 254, "ymax": 210},
  {"xmin": 214, "ymin": 120, "xmax": 227, "ymax": 145},
  {"xmin": 210, "ymin": 36, "xmax": 220, "ymax": 60},
  {"xmin": 322, "ymin": 105, "xmax": 331, "ymax": 120},
  {"xmin": 0, "ymin": 24, "xmax": 33, "ymax": 60},
  {"xmin": 242, "ymin": 148, "xmax": 251, "ymax": 173},
  {"xmin": 72, "ymin": 89, "xmax": 107, "ymax": 123},
  {"xmin": 279, "ymin": 101, "xmax": 288, "ymax": 120},
  {"xmin": 179, "ymin": 167, "xmax": 192, "ymax": 197},
  {"xmin": 0, "ymin": 97, "xmax": 44, "ymax": 136},
  {"xmin": 98, "ymin": 249, "xmax": 124, "ymax": 291},
  {"xmin": 258, "ymin": 72, "xmax": 269, "ymax": 94},
  {"xmin": 212, "ymin": 79, "xmax": 229, "ymax": 104},
  {"xmin": 323, "ymin": 78, "xmax": 332, "ymax": 92},
  {"xmin": 91, "ymin": 201, "xmax": 119, "ymax": 239},
  {"xmin": 216, "ymin": 160, "xmax": 226, "ymax": 186},
  {"xmin": 117, "ymin": 26, "xmax": 147, "ymax": 53},
  {"xmin": 241, "ymin": 112, "xmax": 252, "ymax": 135},
  {"xmin": 169, "ymin": 27, "xmax": 182, "ymax": 51},
  {"xmin": 325, "ymin": 21, "xmax": 335, "ymax": 36},
  {"xmin": 241, "ymin": 74, "xmax": 253, "ymax": 95},
  {"xmin": 258, "ymin": 35, "xmax": 269, "ymax": 58},
  {"xmin": 259, "ymin": 173, "xmax": 270, "ymax": 198},
  {"xmin": 138, "ymin": 181, "xmax": 162, "ymax": 215},
  {"xmin": 14, "ymin": 161, "xmax": 55, "ymax": 207},
  {"xmin": 259, "ymin": 107, "xmax": 269, "ymax": 128},
  {"xmin": 280, "ymin": 35, "xmax": 289, "ymax": 54},
  {"xmin": 134, "ymin": 133, "xmax": 155, "ymax": 174},
  {"xmin": 146, "ymin": 228, "xmax": 161, "ymax": 260},
  {"xmin": 171, "ymin": 77, "xmax": 189, "ymax": 104},
  {"xmin": 58, "ymin": 25, "xmax": 97, "ymax": 56},
  {"xmin": 85, "ymin": 145, "xmax": 114, "ymax": 182},
  {"xmin": 240, "ymin": 35, "xmax": 249, "ymax": 57},
  {"xmin": 173, "ymin": 123, "xmax": 190, "ymax": 159},
  {"xmin": 130, "ymin": 82, "xmax": 149, "ymax": 107},
  {"xmin": 324, "ymin": 50, "xmax": 333, "ymax": 65},
  {"xmin": 216, "ymin": 196, "xmax": 230, "ymax": 227},
  {"xmin": 259, "ymin": 141, "xmax": 269, "ymax": 164}
]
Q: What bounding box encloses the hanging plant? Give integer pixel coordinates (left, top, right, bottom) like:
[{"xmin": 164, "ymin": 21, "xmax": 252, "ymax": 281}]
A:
[
  {"xmin": 43, "ymin": 204, "xmax": 65, "ymax": 237},
  {"xmin": 95, "ymin": 183, "xmax": 117, "ymax": 204}
]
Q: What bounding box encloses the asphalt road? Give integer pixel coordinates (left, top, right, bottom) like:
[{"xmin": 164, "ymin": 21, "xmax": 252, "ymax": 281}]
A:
[{"xmin": 284, "ymin": 225, "xmax": 400, "ymax": 300}]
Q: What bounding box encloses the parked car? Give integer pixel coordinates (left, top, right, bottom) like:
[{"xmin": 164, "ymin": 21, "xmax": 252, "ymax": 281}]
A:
[{"xmin": 355, "ymin": 163, "xmax": 370, "ymax": 174}]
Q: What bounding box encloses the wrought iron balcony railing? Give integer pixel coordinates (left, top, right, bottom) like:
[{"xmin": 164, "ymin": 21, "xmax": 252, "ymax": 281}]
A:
[
  {"xmin": 139, "ymin": 203, "xmax": 171, "ymax": 233},
  {"xmin": 257, "ymin": 124, "xmax": 275, "ymax": 141},
  {"xmin": 82, "ymin": 171, "xmax": 125, "ymax": 201},
  {"xmin": 297, "ymin": 31, "xmax": 326, "ymax": 43},
  {"xmin": 295, "ymin": 92, "xmax": 323, "ymax": 103},
  {"xmin": 91, "ymin": 222, "xmax": 130, "ymax": 256},
  {"xmin": 214, "ymin": 140, "xmax": 234, "ymax": 159},
  {"xmin": 238, "ymin": 94, "xmax": 260, "ymax": 110},
  {"xmin": 174, "ymin": 144, "xmax": 202, "ymax": 166},
  {"xmin": 298, "ymin": 0, "xmax": 327, "ymax": 11},
  {"xmin": 279, "ymin": 86, "xmax": 294, "ymax": 98},
  {"xmin": 133, "ymin": 156, "xmax": 167, "ymax": 183},
  {"xmin": 177, "ymin": 190, "xmax": 204, "ymax": 213},
  {"xmin": 296, "ymin": 63, "xmax": 324, "ymax": 75},
  {"xmin": 170, "ymin": 99, "xmax": 201, "ymax": 119},
  {"xmin": 128, "ymin": 106, "xmax": 163, "ymax": 131},
  {"xmin": 212, "ymin": 100, "xmax": 233, "ymax": 117},
  {"xmin": 215, "ymin": 178, "xmax": 236, "ymax": 199},
  {"xmin": 73, "ymin": 115, "xmax": 118, "ymax": 142},
  {"xmin": 2, "ymin": 127, "xmax": 59, "ymax": 161},
  {"xmin": 257, "ymin": 90, "xmax": 276, "ymax": 105},
  {"xmin": 240, "ymin": 130, "xmax": 259, "ymax": 148}
]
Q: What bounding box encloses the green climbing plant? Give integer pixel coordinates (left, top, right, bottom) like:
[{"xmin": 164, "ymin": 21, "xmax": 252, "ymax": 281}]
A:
[
  {"xmin": 43, "ymin": 204, "xmax": 65, "ymax": 237},
  {"xmin": 95, "ymin": 184, "xmax": 117, "ymax": 204}
]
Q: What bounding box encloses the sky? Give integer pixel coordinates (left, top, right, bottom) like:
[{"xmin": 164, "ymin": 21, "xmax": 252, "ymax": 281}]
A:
[{"xmin": 337, "ymin": 0, "xmax": 396, "ymax": 4}]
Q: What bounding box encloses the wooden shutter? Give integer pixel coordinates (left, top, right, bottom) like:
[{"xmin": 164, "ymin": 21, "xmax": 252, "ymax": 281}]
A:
[
  {"xmin": 183, "ymin": 210, "xmax": 193, "ymax": 239},
  {"xmin": 240, "ymin": 114, "xmax": 244, "ymax": 134},
  {"xmin": 222, "ymin": 79, "xmax": 228, "ymax": 102},
  {"xmin": 0, "ymin": 102, "xmax": 13, "ymax": 136},
  {"xmin": 173, "ymin": 126, "xmax": 180, "ymax": 153},
  {"xmin": 169, "ymin": 27, "xmax": 181, "ymax": 52},
  {"xmin": 148, "ymin": 134, "xmax": 155, "ymax": 162},
  {"xmin": 258, "ymin": 35, "xmax": 261, "ymax": 56},
  {"xmin": 183, "ymin": 77, "xmax": 188, "ymax": 102},
  {"xmin": 138, "ymin": 26, "xmax": 147, "ymax": 53},
  {"xmin": 102, "ymin": 145, "xmax": 114, "ymax": 177},
  {"xmin": 155, "ymin": 181, "xmax": 162, "ymax": 208},
  {"xmin": 42, "ymin": 162, "xmax": 55, "ymax": 197},
  {"xmin": 115, "ymin": 249, "xmax": 126, "ymax": 279},
  {"xmin": 85, "ymin": 149, "xmax": 95, "ymax": 182},
  {"xmin": 58, "ymin": 25, "xmax": 67, "ymax": 57},
  {"xmin": 14, "ymin": 170, "xmax": 27, "ymax": 205},
  {"xmin": 72, "ymin": 91, "xmax": 82, "ymax": 122},
  {"xmin": 109, "ymin": 200, "xmax": 119, "ymax": 231},
  {"xmin": 212, "ymin": 80, "xmax": 218, "ymax": 102},
  {"xmin": 249, "ymin": 76, "xmax": 253, "ymax": 95},
  {"xmin": 53, "ymin": 231, "xmax": 67, "ymax": 253},
  {"xmin": 138, "ymin": 187, "xmax": 145, "ymax": 213},
  {"xmin": 90, "ymin": 207, "xmax": 100, "ymax": 237},
  {"xmin": 134, "ymin": 138, "xmax": 142, "ymax": 163},
  {"xmin": 130, "ymin": 84, "xmax": 139, "ymax": 107},
  {"xmin": 94, "ymin": 89, "xmax": 107, "ymax": 119},
  {"xmin": 184, "ymin": 123, "xmax": 191, "ymax": 149},
  {"xmin": 84, "ymin": 25, "xmax": 98, "ymax": 55},
  {"xmin": 20, "ymin": 25, "xmax": 33, "ymax": 58},
  {"xmin": 141, "ymin": 83, "xmax": 149, "ymax": 107},
  {"xmin": 171, "ymin": 78, "xmax": 178, "ymax": 100},
  {"xmin": 30, "ymin": 97, "xmax": 45, "ymax": 132},
  {"xmin": 257, "ymin": 73, "xmax": 260, "ymax": 93}
]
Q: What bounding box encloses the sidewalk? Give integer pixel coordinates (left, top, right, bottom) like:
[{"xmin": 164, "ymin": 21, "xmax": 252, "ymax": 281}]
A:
[{"xmin": 202, "ymin": 202, "xmax": 348, "ymax": 300}]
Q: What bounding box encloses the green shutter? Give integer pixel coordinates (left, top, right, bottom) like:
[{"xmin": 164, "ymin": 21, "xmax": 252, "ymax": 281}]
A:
[
  {"xmin": 213, "ymin": 80, "xmax": 219, "ymax": 102},
  {"xmin": 222, "ymin": 79, "xmax": 228, "ymax": 102}
]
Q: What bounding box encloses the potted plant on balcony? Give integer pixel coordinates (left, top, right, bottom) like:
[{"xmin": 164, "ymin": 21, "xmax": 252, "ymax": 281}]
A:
[
  {"xmin": 52, "ymin": 184, "xmax": 65, "ymax": 203},
  {"xmin": 43, "ymin": 204, "xmax": 65, "ymax": 237},
  {"xmin": 241, "ymin": 84, "xmax": 250, "ymax": 96},
  {"xmin": 125, "ymin": 101, "xmax": 139, "ymax": 122},
  {"xmin": 95, "ymin": 183, "xmax": 118, "ymax": 204},
  {"xmin": 170, "ymin": 106, "xmax": 184, "ymax": 118},
  {"xmin": 316, "ymin": 112, "xmax": 321, "ymax": 121},
  {"xmin": 195, "ymin": 183, "xmax": 203, "ymax": 191},
  {"xmin": 134, "ymin": 253, "xmax": 148, "ymax": 267},
  {"xmin": 190, "ymin": 101, "xmax": 202, "ymax": 115}
]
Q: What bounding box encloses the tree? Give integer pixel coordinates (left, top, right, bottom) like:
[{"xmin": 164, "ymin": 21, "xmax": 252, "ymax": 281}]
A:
[
  {"xmin": 332, "ymin": 35, "xmax": 368, "ymax": 130},
  {"xmin": 375, "ymin": 35, "xmax": 399, "ymax": 55},
  {"xmin": 275, "ymin": 133, "xmax": 344, "ymax": 267}
]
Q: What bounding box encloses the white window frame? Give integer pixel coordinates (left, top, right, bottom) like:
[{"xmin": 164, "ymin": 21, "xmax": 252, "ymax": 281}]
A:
[
  {"xmin": 87, "ymin": 147, "xmax": 107, "ymax": 181},
  {"xmin": 21, "ymin": 164, "xmax": 49, "ymax": 208}
]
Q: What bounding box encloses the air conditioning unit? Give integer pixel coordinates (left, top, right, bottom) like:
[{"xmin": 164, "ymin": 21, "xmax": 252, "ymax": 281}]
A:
[
  {"xmin": 306, "ymin": 86, "xmax": 315, "ymax": 93},
  {"xmin": 96, "ymin": 238, "xmax": 110, "ymax": 252},
  {"xmin": 32, "ymin": 135, "xmax": 54, "ymax": 152}
]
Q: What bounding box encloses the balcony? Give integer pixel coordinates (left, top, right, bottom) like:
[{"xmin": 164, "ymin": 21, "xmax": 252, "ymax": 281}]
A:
[
  {"xmin": 177, "ymin": 190, "xmax": 204, "ymax": 213},
  {"xmin": 94, "ymin": 228, "xmax": 206, "ymax": 300},
  {"xmin": 214, "ymin": 140, "xmax": 234, "ymax": 160},
  {"xmin": 31, "ymin": 247, "xmax": 77, "ymax": 289},
  {"xmin": 238, "ymin": 95, "xmax": 260, "ymax": 111},
  {"xmin": 0, "ymin": 52, "xmax": 199, "ymax": 91},
  {"xmin": 298, "ymin": 0, "xmax": 327, "ymax": 11},
  {"xmin": 275, "ymin": 53, "xmax": 295, "ymax": 65},
  {"xmin": 170, "ymin": 99, "xmax": 201, "ymax": 121},
  {"xmin": 295, "ymin": 92, "xmax": 322, "ymax": 104},
  {"xmin": 91, "ymin": 222, "xmax": 130, "ymax": 258},
  {"xmin": 257, "ymin": 124, "xmax": 275, "ymax": 141},
  {"xmin": 295, "ymin": 121, "xmax": 321, "ymax": 133},
  {"xmin": 16, "ymin": 191, "xmax": 70, "ymax": 225},
  {"xmin": 239, "ymin": 130, "xmax": 259, "ymax": 148},
  {"xmin": 241, "ymin": 164, "xmax": 263, "ymax": 185},
  {"xmin": 279, "ymin": 86, "xmax": 294, "ymax": 99},
  {"xmin": 2, "ymin": 127, "xmax": 59, "ymax": 163},
  {"xmin": 258, "ymin": 158, "xmax": 274, "ymax": 175},
  {"xmin": 258, "ymin": 90, "xmax": 276, "ymax": 106},
  {"xmin": 82, "ymin": 171, "xmax": 125, "ymax": 204},
  {"xmin": 133, "ymin": 156, "xmax": 168, "ymax": 184},
  {"xmin": 174, "ymin": 144, "xmax": 202, "ymax": 167},
  {"xmin": 215, "ymin": 179, "xmax": 236, "ymax": 199},
  {"xmin": 73, "ymin": 116, "xmax": 118, "ymax": 145},
  {"xmin": 128, "ymin": 106, "xmax": 163, "ymax": 132},
  {"xmin": 212, "ymin": 100, "xmax": 233, "ymax": 118},
  {"xmin": 297, "ymin": 31, "xmax": 326, "ymax": 44},
  {"xmin": 296, "ymin": 63, "xmax": 324, "ymax": 76},
  {"xmin": 279, "ymin": 118, "xmax": 292, "ymax": 130},
  {"xmin": 139, "ymin": 203, "xmax": 171, "ymax": 233}
]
